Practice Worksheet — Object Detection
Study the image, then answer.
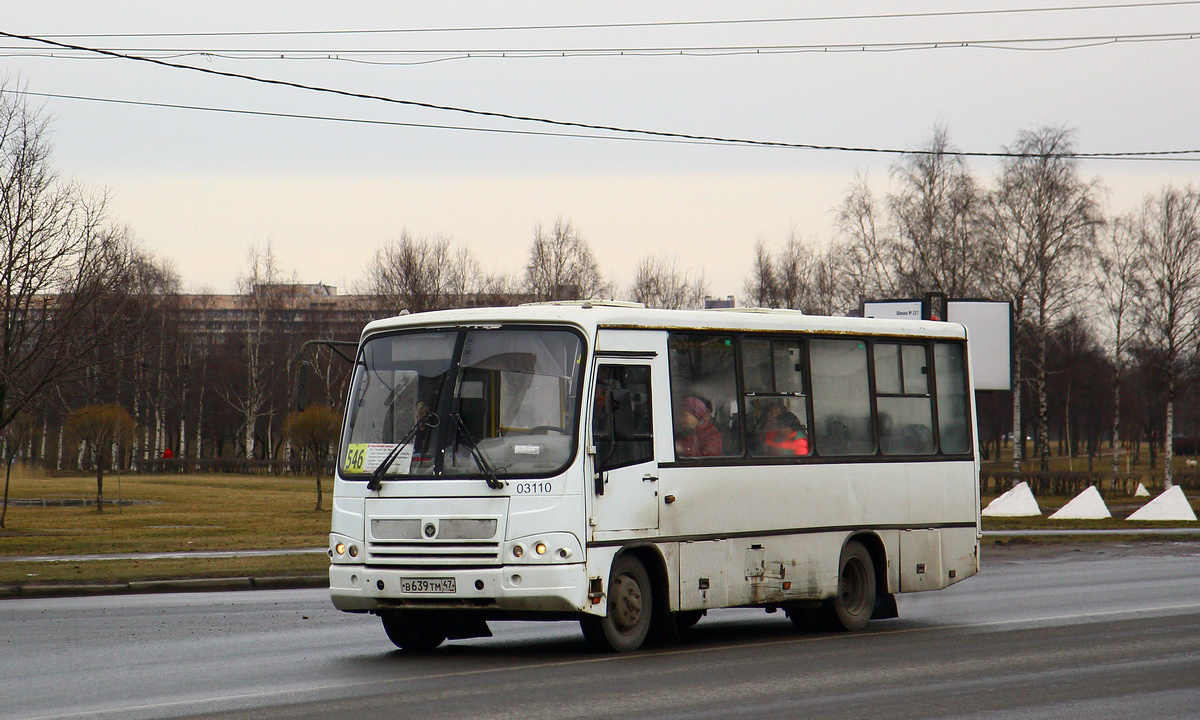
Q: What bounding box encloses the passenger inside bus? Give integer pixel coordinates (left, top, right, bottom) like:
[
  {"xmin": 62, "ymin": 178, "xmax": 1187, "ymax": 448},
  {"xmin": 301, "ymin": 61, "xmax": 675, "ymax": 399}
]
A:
[
  {"xmin": 674, "ymin": 395, "xmax": 722, "ymax": 457},
  {"xmin": 759, "ymin": 401, "xmax": 810, "ymax": 456}
]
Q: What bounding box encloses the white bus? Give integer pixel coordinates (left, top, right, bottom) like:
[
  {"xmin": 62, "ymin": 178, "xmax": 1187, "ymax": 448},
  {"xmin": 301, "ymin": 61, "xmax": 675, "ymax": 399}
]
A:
[{"xmin": 328, "ymin": 302, "xmax": 980, "ymax": 652}]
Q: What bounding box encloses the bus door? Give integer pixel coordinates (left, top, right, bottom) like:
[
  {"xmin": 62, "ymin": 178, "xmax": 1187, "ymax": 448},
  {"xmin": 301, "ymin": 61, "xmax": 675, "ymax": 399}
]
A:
[{"xmin": 590, "ymin": 359, "xmax": 659, "ymax": 533}]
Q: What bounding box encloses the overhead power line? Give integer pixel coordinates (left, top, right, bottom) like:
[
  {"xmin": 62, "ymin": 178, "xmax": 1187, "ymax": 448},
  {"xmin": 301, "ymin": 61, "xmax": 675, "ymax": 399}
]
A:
[
  {"xmin": 2, "ymin": 33, "xmax": 1197, "ymax": 59},
  {"xmin": 29, "ymin": 1, "xmax": 1200, "ymax": 38},
  {"xmin": 2, "ymin": 31, "xmax": 1198, "ymax": 162},
  {"xmin": 1, "ymin": 88, "xmax": 739, "ymax": 148},
  {"xmin": 3, "ymin": 30, "xmax": 1198, "ymax": 60},
  {"xmin": 10, "ymin": 88, "xmax": 1200, "ymax": 164}
]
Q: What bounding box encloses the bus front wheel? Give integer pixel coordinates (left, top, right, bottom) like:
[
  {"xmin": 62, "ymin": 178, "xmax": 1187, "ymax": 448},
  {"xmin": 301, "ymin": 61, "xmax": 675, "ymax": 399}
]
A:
[
  {"xmin": 381, "ymin": 611, "xmax": 447, "ymax": 651},
  {"xmin": 810, "ymin": 540, "xmax": 876, "ymax": 632},
  {"xmin": 580, "ymin": 554, "xmax": 653, "ymax": 652}
]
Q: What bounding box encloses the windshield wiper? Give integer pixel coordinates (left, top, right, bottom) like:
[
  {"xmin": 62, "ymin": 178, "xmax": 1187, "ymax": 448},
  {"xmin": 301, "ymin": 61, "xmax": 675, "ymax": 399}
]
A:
[
  {"xmin": 366, "ymin": 411, "xmax": 439, "ymax": 491},
  {"xmin": 452, "ymin": 413, "xmax": 505, "ymax": 490}
]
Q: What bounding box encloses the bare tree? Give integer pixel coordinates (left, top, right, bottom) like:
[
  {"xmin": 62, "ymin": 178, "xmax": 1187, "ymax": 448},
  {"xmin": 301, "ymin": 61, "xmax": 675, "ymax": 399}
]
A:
[
  {"xmin": 473, "ymin": 268, "xmax": 523, "ymax": 307},
  {"xmin": 1091, "ymin": 213, "xmax": 1141, "ymax": 485},
  {"xmin": 835, "ymin": 128, "xmax": 987, "ymax": 305},
  {"xmin": 0, "ymin": 84, "xmax": 148, "ymax": 449},
  {"xmin": 222, "ymin": 243, "xmax": 294, "ymax": 459},
  {"xmin": 834, "ymin": 172, "xmax": 898, "ymax": 300},
  {"xmin": 365, "ymin": 230, "xmax": 478, "ymax": 314},
  {"xmin": 0, "ymin": 412, "xmax": 33, "ymax": 528},
  {"xmin": 807, "ymin": 247, "xmax": 856, "ymax": 316},
  {"xmin": 524, "ymin": 218, "xmax": 607, "ymax": 301},
  {"xmin": 629, "ymin": 255, "xmax": 708, "ymax": 309},
  {"xmin": 181, "ymin": 292, "xmax": 218, "ymax": 461},
  {"xmin": 112, "ymin": 252, "xmax": 179, "ymax": 466},
  {"xmin": 888, "ymin": 126, "xmax": 987, "ymax": 297},
  {"xmin": 744, "ymin": 238, "xmax": 777, "ymax": 308},
  {"xmin": 766, "ymin": 232, "xmax": 815, "ymax": 309},
  {"xmin": 744, "ymin": 233, "xmax": 851, "ymax": 314},
  {"xmin": 1133, "ymin": 186, "xmax": 1200, "ymax": 488},
  {"xmin": 982, "ymin": 126, "xmax": 1102, "ymax": 472}
]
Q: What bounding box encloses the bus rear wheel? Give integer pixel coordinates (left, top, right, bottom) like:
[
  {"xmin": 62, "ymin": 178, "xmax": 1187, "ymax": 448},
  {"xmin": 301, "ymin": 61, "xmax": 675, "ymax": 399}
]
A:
[
  {"xmin": 810, "ymin": 540, "xmax": 876, "ymax": 632},
  {"xmin": 380, "ymin": 611, "xmax": 447, "ymax": 651},
  {"xmin": 580, "ymin": 554, "xmax": 653, "ymax": 652}
]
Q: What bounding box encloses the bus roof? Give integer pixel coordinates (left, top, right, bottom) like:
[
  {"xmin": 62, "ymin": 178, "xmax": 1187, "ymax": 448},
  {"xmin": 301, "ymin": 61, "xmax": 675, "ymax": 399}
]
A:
[{"xmin": 360, "ymin": 302, "xmax": 969, "ymax": 342}]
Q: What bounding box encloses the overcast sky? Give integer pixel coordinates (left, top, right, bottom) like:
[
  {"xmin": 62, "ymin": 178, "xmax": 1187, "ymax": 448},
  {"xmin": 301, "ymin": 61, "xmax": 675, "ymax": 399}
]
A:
[{"xmin": 3, "ymin": 1, "xmax": 1199, "ymax": 297}]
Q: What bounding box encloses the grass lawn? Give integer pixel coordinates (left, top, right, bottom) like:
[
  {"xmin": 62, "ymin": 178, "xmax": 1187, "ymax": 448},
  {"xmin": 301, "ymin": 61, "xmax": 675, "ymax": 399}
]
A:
[
  {"xmin": 0, "ymin": 471, "xmax": 329, "ymax": 586},
  {"xmin": 2, "ymin": 459, "xmax": 1197, "ymax": 587}
]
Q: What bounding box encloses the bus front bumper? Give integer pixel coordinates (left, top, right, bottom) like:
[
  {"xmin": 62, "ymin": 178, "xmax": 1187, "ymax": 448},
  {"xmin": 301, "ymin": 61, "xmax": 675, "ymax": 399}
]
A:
[{"xmin": 329, "ymin": 563, "xmax": 590, "ymax": 614}]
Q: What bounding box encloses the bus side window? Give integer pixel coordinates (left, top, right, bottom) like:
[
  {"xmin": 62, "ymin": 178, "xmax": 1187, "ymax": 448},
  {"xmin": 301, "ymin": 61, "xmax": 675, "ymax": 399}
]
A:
[
  {"xmin": 809, "ymin": 338, "xmax": 874, "ymax": 456},
  {"xmin": 934, "ymin": 343, "xmax": 971, "ymax": 454},
  {"xmin": 874, "ymin": 343, "xmax": 936, "ymax": 456},
  {"xmin": 667, "ymin": 334, "xmax": 741, "ymax": 459},
  {"xmin": 594, "ymin": 365, "xmax": 653, "ymax": 471},
  {"xmin": 743, "ymin": 337, "xmax": 811, "ymax": 458}
]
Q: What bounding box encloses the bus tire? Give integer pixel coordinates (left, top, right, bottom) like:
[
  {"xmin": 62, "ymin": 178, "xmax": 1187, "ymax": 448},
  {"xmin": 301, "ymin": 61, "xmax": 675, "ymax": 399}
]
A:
[
  {"xmin": 814, "ymin": 540, "xmax": 876, "ymax": 632},
  {"xmin": 380, "ymin": 611, "xmax": 447, "ymax": 651},
  {"xmin": 580, "ymin": 554, "xmax": 653, "ymax": 652}
]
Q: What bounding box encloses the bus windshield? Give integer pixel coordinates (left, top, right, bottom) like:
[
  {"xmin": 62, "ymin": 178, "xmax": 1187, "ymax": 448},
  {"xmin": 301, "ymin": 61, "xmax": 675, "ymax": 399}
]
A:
[{"xmin": 340, "ymin": 326, "xmax": 584, "ymax": 480}]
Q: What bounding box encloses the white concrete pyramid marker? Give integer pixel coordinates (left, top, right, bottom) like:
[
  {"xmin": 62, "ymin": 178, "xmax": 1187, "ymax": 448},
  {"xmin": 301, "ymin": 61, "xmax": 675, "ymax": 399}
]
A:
[
  {"xmin": 982, "ymin": 481, "xmax": 1041, "ymax": 517},
  {"xmin": 1048, "ymin": 486, "xmax": 1111, "ymax": 520},
  {"xmin": 1134, "ymin": 482, "xmax": 1151, "ymax": 497},
  {"xmin": 1127, "ymin": 485, "xmax": 1198, "ymax": 522}
]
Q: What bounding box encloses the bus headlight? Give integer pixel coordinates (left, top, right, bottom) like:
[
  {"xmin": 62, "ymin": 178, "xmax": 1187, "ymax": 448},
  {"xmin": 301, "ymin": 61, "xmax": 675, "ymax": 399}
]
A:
[
  {"xmin": 329, "ymin": 534, "xmax": 363, "ymax": 564},
  {"xmin": 504, "ymin": 533, "xmax": 582, "ymax": 564}
]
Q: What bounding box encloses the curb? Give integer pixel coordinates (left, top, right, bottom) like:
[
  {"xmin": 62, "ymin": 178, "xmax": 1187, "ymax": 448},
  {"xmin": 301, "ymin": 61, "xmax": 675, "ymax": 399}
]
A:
[{"xmin": 0, "ymin": 574, "xmax": 327, "ymax": 600}]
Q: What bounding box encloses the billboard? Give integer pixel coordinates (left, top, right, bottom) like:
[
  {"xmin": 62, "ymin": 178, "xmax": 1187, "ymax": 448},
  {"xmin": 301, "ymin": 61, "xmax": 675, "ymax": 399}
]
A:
[{"xmin": 862, "ymin": 297, "xmax": 1012, "ymax": 392}]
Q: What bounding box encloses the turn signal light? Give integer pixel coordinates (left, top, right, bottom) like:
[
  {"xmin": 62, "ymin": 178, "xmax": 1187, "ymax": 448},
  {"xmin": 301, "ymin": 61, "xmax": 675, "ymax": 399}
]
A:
[{"xmin": 335, "ymin": 542, "xmax": 346, "ymax": 556}]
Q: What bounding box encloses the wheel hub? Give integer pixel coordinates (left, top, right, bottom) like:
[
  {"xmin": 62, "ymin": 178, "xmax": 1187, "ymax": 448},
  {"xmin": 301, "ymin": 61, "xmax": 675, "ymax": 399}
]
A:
[{"xmin": 610, "ymin": 573, "xmax": 643, "ymax": 632}]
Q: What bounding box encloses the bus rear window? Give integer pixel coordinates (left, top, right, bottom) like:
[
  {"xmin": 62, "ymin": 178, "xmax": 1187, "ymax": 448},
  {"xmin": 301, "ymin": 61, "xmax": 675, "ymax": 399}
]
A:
[{"xmin": 935, "ymin": 343, "xmax": 971, "ymax": 454}]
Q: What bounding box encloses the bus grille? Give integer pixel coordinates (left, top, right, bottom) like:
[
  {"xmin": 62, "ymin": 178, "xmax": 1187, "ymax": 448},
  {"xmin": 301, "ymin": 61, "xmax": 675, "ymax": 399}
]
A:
[
  {"xmin": 371, "ymin": 518, "xmax": 497, "ymax": 540},
  {"xmin": 366, "ymin": 540, "xmax": 501, "ymax": 567},
  {"xmin": 362, "ymin": 518, "xmax": 499, "ymax": 568},
  {"xmin": 364, "ymin": 497, "xmax": 508, "ymax": 568}
]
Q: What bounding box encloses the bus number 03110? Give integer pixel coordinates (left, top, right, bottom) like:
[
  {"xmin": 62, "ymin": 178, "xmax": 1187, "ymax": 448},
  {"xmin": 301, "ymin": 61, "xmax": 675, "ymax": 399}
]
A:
[{"xmin": 513, "ymin": 482, "xmax": 553, "ymax": 494}]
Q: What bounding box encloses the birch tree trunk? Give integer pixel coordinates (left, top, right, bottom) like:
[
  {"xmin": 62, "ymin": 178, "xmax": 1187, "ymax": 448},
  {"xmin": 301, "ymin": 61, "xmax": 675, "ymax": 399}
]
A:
[{"xmin": 1011, "ymin": 345, "xmax": 1022, "ymax": 481}]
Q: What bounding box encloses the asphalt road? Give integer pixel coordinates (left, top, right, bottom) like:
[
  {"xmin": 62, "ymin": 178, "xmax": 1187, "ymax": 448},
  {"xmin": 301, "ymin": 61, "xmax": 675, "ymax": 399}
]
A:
[{"xmin": 3, "ymin": 541, "xmax": 1199, "ymax": 720}]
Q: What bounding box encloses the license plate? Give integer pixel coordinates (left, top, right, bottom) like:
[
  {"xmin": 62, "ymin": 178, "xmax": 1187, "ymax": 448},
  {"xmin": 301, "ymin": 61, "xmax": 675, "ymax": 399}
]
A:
[{"xmin": 400, "ymin": 577, "xmax": 456, "ymax": 594}]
